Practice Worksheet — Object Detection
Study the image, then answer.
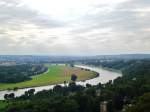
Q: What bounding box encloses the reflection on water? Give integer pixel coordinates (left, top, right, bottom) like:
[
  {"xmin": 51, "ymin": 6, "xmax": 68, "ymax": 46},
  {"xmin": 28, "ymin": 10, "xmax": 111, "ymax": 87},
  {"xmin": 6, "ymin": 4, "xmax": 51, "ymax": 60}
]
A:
[{"xmin": 0, "ymin": 65, "xmax": 122, "ymax": 100}]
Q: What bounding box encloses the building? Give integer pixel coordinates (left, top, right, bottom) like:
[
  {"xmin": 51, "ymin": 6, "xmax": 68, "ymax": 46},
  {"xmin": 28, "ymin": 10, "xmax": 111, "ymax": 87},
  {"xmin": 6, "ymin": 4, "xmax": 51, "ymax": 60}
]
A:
[{"xmin": 100, "ymin": 101, "xmax": 108, "ymax": 112}]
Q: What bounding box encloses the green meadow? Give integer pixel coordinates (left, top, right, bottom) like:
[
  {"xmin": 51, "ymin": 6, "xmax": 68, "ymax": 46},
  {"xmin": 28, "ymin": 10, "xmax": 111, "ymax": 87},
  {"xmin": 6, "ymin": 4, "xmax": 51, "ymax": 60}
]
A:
[{"xmin": 0, "ymin": 65, "xmax": 97, "ymax": 91}]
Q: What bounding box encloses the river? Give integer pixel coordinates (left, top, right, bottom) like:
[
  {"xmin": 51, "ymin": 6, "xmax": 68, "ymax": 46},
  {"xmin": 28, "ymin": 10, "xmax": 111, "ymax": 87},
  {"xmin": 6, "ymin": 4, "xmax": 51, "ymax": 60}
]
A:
[{"xmin": 0, "ymin": 65, "xmax": 122, "ymax": 100}]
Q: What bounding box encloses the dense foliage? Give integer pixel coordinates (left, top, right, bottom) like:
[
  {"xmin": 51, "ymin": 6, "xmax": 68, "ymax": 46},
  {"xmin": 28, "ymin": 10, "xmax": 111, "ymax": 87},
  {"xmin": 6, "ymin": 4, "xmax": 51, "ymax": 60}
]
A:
[
  {"xmin": 0, "ymin": 64, "xmax": 47, "ymax": 83},
  {"xmin": 124, "ymin": 92, "xmax": 150, "ymax": 112},
  {"xmin": 0, "ymin": 59, "xmax": 150, "ymax": 112}
]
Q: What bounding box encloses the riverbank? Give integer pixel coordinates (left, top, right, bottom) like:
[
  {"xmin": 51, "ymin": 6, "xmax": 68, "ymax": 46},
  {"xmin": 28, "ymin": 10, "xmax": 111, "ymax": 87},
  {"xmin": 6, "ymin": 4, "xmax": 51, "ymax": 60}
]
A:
[
  {"xmin": 76, "ymin": 64, "xmax": 122, "ymax": 74},
  {"xmin": 0, "ymin": 65, "xmax": 97, "ymax": 91},
  {"xmin": 0, "ymin": 64, "xmax": 122, "ymax": 100},
  {"xmin": 94, "ymin": 65, "xmax": 122, "ymax": 74}
]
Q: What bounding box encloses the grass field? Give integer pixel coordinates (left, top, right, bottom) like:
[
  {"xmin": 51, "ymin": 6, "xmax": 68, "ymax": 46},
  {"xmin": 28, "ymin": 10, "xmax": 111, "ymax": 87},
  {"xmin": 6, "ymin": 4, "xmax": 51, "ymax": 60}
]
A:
[{"xmin": 0, "ymin": 65, "xmax": 97, "ymax": 91}]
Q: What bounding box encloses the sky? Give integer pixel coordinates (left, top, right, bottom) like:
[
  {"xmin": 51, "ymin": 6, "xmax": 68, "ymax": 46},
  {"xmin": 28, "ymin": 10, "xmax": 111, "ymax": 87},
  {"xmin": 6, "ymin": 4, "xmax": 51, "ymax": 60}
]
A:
[{"xmin": 0, "ymin": 0, "xmax": 150, "ymax": 55}]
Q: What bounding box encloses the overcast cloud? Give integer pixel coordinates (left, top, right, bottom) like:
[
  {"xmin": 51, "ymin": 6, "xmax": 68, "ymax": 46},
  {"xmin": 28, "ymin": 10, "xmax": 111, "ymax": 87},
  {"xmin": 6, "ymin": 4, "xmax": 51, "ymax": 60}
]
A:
[{"xmin": 0, "ymin": 0, "xmax": 149, "ymax": 55}]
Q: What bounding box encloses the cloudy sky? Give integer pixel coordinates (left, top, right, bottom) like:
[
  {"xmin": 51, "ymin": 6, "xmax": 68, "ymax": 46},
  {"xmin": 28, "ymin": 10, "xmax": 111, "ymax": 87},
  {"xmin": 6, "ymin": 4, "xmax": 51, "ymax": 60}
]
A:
[{"xmin": 0, "ymin": 0, "xmax": 150, "ymax": 55}]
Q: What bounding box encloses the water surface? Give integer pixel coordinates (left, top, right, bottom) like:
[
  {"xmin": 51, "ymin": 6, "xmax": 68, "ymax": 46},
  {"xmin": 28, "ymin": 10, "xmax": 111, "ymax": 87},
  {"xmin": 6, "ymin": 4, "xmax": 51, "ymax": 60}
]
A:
[{"xmin": 0, "ymin": 65, "xmax": 122, "ymax": 100}]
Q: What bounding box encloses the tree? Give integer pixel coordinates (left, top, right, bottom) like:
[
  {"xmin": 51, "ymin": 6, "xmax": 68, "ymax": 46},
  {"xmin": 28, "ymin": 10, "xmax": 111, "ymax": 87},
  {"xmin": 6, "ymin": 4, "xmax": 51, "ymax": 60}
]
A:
[
  {"xmin": 4, "ymin": 93, "xmax": 15, "ymax": 100},
  {"xmin": 28, "ymin": 89, "xmax": 35, "ymax": 96},
  {"xmin": 124, "ymin": 92, "xmax": 150, "ymax": 112},
  {"xmin": 62, "ymin": 99, "xmax": 79, "ymax": 112},
  {"xmin": 4, "ymin": 94, "xmax": 8, "ymax": 100},
  {"xmin": 64, "ymin": 81, "xmax": 67, "ymax": 86},
  {"xmin": 86, "ymin": 83, "xmax": 92, "ymax": 88},
  {"xmin": 9, "ymin": 93, "xmax": 15, "ymax": 99},
  {"xmin": 71, "ymin": 74, "xmax": 77, "ymax": 82},
  {"xmin": 53, "ymin": 85, "xmax": 63, "ymax": 93}
]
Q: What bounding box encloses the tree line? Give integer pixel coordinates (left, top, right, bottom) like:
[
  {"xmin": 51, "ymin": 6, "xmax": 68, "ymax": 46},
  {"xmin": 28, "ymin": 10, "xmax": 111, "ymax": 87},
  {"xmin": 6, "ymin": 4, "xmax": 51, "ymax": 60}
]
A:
[
  {"xmin": 0, "ymin": 64, "xmax": 48, "ymax": 83},
  {"xmin": 0, "ymin": 59, "xmax": 150, "ymax": 112}
]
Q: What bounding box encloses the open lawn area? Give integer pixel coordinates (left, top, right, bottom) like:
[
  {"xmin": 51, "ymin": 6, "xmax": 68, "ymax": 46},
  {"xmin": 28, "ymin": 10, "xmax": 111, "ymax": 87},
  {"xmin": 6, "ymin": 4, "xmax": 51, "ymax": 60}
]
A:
[{"xmin": 0, "ymin": 65, "xmax": 97, "ymax": 91}]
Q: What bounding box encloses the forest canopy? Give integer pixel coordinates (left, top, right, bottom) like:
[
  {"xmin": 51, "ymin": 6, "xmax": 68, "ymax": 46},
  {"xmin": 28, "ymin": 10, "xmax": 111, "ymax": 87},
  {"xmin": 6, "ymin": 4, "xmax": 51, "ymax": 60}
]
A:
[{"xmin": 0, "ymin": 64, "xmax": 47, "ymax": 83}]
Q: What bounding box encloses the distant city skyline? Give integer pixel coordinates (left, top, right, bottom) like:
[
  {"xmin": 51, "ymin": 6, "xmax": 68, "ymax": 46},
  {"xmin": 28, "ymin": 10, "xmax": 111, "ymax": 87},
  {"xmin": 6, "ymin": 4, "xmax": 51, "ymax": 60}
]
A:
[{"xmin": 0, "ymin": 0, "xmax": 150, "ymax": 55}]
